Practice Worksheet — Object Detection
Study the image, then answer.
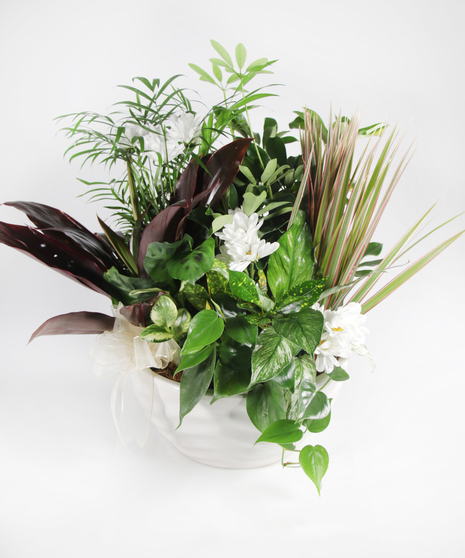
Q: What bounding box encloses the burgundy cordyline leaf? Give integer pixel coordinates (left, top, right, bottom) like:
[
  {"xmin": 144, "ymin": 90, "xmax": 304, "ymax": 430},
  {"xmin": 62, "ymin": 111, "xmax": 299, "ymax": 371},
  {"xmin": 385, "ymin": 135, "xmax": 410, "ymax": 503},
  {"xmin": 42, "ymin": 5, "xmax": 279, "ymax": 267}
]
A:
[
  {"xmin": 29, "ymin": 311, "xmax": 115, "ymax": 343},
  {"xmin": 0, "ymin": 221, "xmax": 109, "ymax": 296},
  {"xmin": 136, "ymin": 204, "xmax": 187, "ymax": 276},
  {"xmin": 5, "ymin": 201, "xmax": 120, "ymax": 270},
  {"xmin": 195, "ymin": 138, "xmax": 252, "ymax": 209},
  {"xmin": 120, "ymin": 296, "xmax": 162, "ymax": 327},
  {"xmin": 174, "ymin": 159, "xmax": 200, "ymax": 205}
]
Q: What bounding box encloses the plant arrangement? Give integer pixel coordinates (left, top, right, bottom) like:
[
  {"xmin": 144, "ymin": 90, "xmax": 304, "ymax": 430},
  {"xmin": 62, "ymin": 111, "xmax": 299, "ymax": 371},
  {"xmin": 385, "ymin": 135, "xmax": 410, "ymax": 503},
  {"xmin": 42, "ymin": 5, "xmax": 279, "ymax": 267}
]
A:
[{"xmin": 1, "ymin": 41, "xmax": 463, "ymax": 494}]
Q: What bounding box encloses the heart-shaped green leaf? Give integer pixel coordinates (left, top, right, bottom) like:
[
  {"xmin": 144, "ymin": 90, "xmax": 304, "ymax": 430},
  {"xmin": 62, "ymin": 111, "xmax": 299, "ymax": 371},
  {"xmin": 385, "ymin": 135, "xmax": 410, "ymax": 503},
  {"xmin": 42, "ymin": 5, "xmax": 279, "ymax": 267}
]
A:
[{"xmin": 299, "ymin": 445, "xmax": 329, "ymax": 495}]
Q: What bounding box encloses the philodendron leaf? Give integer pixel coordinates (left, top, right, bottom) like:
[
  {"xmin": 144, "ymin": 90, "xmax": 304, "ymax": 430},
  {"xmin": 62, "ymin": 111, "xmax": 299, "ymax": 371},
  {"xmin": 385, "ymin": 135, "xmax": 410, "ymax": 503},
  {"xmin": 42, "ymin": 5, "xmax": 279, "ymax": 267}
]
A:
[
  {"xmin": 175, "ymin": 344, "xmax": 214, "ymax": 375},
  {"xmin": 267, "ymin": 214, "xmax": 314, "ymax": 301},
  {"xmin": 255, "ymin": 419, "xmax": 303, "ymax": 445},
  {"xmin": 179, "ymin": 348, "xmax": 216, "ymax": 426},
  {"xmin": 327, "ymin": 366, "xmax": 350, "ymax": 381},
  {"xmin": 168, "ymin": 237, "xmax": 215, "ymax": 283},
  {"xmin": 181, "ymin": 310, "xmax": 224, "ymax": 355},
  {"xmin": 272, "ymin": 308, "xmax": 324, "ymax": 355},
  {"xmin": 299, "ymin": 445, "xmax": 329, "ymax": 495},
  {"xmin": 213, "ymin": 337, "xmax": 252, "ymax": 401},
  {"xmin": 246, "ymin": 383, "xmax": 287, "ymax": 433},
  {"xmin": 249, "ymin": 327, "xmax": 297, "ymax": 388},
  {"xmin": 304, "ymin": 412, "xmax": 332, "ymax": 434},
  {"xmin": 150, "ymin": 295, "xmax": 178, "ymax": 328},
  {"xmin": 225, "ymin": 315, "xmax": 257, "ymax": 347},
  {"xmin": 298, "ymin": 384, "xmax": 331, "ymax": 421}
]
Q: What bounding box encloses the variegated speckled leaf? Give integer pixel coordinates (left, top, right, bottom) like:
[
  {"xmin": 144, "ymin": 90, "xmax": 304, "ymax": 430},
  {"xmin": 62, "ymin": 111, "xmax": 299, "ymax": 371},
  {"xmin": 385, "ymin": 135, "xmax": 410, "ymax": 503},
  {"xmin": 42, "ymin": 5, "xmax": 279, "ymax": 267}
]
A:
[
  {"xmin": 249, "ymin": 327, "xmax": 296, "ymax": 388},
  {"xmin": 272, "ymin": 309, "xmax": 323, "ymax": 355},
  {"xmin": 229, "ymin": 270, "xmax": 273, "ymax": 311},
  {"xmin": 274, "ymin": 278, "xmax": 326, "ymax": 313}
]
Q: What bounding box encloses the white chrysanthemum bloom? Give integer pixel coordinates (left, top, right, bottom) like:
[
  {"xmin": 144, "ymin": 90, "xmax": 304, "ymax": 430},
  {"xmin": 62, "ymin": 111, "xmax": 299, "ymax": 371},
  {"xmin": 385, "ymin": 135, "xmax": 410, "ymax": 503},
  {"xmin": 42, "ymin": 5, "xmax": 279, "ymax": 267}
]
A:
[
  {"xmin": 145, "ymin": 126, "xmax": 184, "ymax": 164},
  {"xmin": 167, "ymin": 112, "xmax": 202, "ymax": 146},
  {"xmin": 312, "ymin": 302, "xmax": 372, "ymax": 373},
  {"xmin": 118, "ymin": 124, "xmax": 148, "ymax": 148},
  {"xmin": 215, "ymin": 207, "xmax": 280, "ymax": 272}
]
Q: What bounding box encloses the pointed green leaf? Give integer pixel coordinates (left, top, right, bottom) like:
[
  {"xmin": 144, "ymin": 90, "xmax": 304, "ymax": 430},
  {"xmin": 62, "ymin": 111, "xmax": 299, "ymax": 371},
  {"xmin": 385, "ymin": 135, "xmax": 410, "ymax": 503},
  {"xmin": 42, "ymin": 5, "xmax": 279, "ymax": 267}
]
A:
[
  {"xmin": 150, "ymin": 295, "xmax": 178, "ymax": 328},
  {"xmin": 272, "ymin": 309, "xmax": 323, "ymax": 355},
  {"xmin": 255, "ymin": 419, "xmax": 303, "ymax": 445},
  {"xmin": 250, "ymin": 327, "xmax": 297, "ymax": 387},
  {"xmin": 140, "ymin": 324, "xmax": 173, "ymax": 342},
  {"xmin": 210, "ymin": 40, "xmax": 234, "ymax": 67},
  {"xmin": 299, "ymin": 445, "xmax": 329, "ymax": 495},
  {"xmin": 246, "ymin": 382, "xmax": 287, "ymax": 432},
  {"xmin": 235, "ymin": 43, "xmax": 247, "ymax": 69},
  {"xmin": 168, "ymin": 237, "xmax": 215, "ymax": 283},
  {"xmin": 176, "ymin": 344, "xmax": 214, "ymax": 374},
  {"xmin": 327, "ymin": 366, "xmax": 350, "ymax": 381},
  {"xmin": 181, "ymin": 310, "xmax": 224, "ymax": 355}
]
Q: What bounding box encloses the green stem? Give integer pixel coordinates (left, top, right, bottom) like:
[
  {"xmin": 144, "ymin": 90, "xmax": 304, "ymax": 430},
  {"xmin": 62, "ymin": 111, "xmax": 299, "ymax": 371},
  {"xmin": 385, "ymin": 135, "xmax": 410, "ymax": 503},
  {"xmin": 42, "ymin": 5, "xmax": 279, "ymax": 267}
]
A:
[{"xmin": 126, "ymin": 156, "xmax": 140, "ymax": 220}]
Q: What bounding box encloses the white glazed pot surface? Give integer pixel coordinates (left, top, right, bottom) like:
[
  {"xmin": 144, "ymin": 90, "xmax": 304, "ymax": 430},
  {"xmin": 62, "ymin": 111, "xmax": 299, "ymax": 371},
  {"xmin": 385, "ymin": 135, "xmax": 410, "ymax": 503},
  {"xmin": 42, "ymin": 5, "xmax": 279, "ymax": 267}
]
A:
[{"xmin": 134, "ymin": 370, "xmax": 340, "ymax": 470}]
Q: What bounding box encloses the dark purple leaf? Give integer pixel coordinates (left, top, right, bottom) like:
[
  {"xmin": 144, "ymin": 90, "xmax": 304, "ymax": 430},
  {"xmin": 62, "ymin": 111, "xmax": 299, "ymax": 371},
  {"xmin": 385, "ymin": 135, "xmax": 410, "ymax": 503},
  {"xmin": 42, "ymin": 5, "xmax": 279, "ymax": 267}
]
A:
[
  {"xmin": 174, "ymin": 159, "xmax": 200, "ymax": 205},
  {"xmin": 5, "ymin": 201, "xmax": 120, "ymax": 270},
  {"xmin": 120, "ymin": 296, "xmax": 162, "ymax": 327},
  {"xmin": 195, "ymin": 138, "xmax": 252, "ymax": 209},
  {"xmin": 29, "ymin": 312, "xmax": 115, "ymax": 342},
  {"xmin": 0, "ymin": 221, "xmax": 109, "ymax": 296},
  {"xmin": 136, "ymin": 204, "xmax": 186, "ymax": 276}
]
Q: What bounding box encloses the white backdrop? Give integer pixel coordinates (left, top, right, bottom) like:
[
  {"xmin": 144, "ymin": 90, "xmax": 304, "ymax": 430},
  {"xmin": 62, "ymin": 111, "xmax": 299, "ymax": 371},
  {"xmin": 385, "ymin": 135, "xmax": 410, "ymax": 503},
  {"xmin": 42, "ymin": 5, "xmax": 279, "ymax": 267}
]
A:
[{"xmin": 1, "ymin": 1, "xmax": 464, "ymax": 556}]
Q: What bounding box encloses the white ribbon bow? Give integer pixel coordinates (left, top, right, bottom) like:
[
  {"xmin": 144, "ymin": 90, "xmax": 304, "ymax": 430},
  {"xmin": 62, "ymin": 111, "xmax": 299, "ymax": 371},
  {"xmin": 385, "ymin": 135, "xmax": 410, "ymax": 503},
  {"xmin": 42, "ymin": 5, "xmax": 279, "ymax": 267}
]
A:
[{"xmin": 89, "ymin": 305, "xmax": 181, "ymax": 447}]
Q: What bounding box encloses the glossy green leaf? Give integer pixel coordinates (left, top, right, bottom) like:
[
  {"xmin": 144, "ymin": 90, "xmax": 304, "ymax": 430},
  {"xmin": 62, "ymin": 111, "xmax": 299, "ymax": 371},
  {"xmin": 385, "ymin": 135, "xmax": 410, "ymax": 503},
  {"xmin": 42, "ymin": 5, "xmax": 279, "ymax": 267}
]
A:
[
  {"xmin": 225, "ymin": 315, "xmax": 257, "ymax": 347},
  {"xmin": 246, "ymin": 383, "xmax": 287, "ymax": 432},
  {"xmin": 327, "ymin": 366, "xmax": 350, "ymax": 381},
  {"xmin": 304, "ymin": 412, "xmax": 331, "ymax": 434},
  {"xmin": 299, "ymin": 445, "xmax": 329, "ymax": 495},
  {"xmin": 250, "ymin": 327, "xmax": 296, "ymax": 387},
  {"xmin": 176, "ymin": 344, "xmax": 214, "ymax": 374},
  {"xmin": 362, "ymin": 242, "xmax": 383, "ymax": 258},
  {"xmin": 168, "ymin": 237, "xmax": 215, "ymax": 283},
  {"xmin": 171, "ymin": 308, "xmax": 191, "ymax": 340},
  {"xmin": 255, "ymin": 419, "xmax": 303, "ymax": 445},
  {"xmin": 296, "ymin": 379, "xmax": 316, "ymax": 418},
  {"xmin": 275, "ymin": 278, "xmax": 326, "ymax": 313},
  {"xmin": 144, "ymin": 239, "xmax": 184, "ymax": 283},
  {"xmin": 181, "ymin": 310, "xmax": 224, "ymax": 355},
  {"xmin": 298, "ymin": 386, "xmax": 330, "ymax": 420},
  {"xmin": 272, "ymin": 309, "xmax": 323, "ymax": 355},
  {"xmin": 180, "ymin": 281, "xmax": 210, "ymax": 310},
  {"xmin": 271, "ymin": 360, "xmax": 295, "ymax": 392},
  {"xmin": 179, "ymin": 348, "xmax": 216, "ymax": 426},
  {"xmin": 267, "ymin": 215, "xmax": 314, "ymax": 301},
  {"xmin": 213, "ymin": 338, "xmax": 252, "ymax": 401},
  {"xmin": 150, "ymin": 295, "xmax": 178, "ymax": 328}
]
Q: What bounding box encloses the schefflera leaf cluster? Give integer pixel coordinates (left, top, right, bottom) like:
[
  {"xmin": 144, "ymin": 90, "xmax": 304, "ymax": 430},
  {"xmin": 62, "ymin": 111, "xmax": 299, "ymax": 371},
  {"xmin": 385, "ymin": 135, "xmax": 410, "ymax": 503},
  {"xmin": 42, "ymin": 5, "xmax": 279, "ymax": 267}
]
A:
[{"xmin": 172, "ymin": 211, "xmax": 345, "ymax": 493}]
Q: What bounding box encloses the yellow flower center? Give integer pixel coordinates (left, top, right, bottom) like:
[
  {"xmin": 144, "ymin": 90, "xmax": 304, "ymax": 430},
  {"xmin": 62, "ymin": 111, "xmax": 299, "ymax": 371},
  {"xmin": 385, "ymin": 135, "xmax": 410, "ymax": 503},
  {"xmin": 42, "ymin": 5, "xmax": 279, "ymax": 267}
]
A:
[{"xmin": 332, "ymin": 326, "xmax": 343, "ymax": 332}]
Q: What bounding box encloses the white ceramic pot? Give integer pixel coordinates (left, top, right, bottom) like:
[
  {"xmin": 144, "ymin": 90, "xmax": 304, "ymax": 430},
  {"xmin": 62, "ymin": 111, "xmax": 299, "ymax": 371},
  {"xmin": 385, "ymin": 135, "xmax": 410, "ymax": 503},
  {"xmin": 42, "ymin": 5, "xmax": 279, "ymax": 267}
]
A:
[{"xmin": 133, "ymin": 370, "xmax": 341, "ymax": 470}]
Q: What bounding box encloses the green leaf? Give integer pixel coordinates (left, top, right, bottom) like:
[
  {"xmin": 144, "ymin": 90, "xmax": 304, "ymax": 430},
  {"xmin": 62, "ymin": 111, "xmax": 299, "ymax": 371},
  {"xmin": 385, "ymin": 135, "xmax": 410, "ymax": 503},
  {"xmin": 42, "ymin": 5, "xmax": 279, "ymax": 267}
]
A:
[
  {"xmin": 271, "ymin": 360, "xmax": 295, "ymax": 392},
  {"xmin": 211, "ymin": 62, "xmax": 222, "ymax": 82},
  {"xmin": 272, "ymin": 309, "xmax": 324, "ymax": 355},
  {"xmin": 181, "ymin": 310, "xmax": 224, "ymax": 355},
  {"xmin": 211, "ymin": 214, "xmax": 234, "ymax": 233},
  {"xmin": 296, "ymin": 379, "xmax": 316, "ymax": 418},
  {"xmin": 235, "ymin": 43, "xmax": 247, "ymax": 69},
  {"xmin": 299, "ymin": 388, "xmax": 330, "ymax": 420},
  {"xmin": 179, "ymin": 348, "xmax": 216, "ymax": 426},
  {"xmin": 229, "ymin": 270, "xmax": 273, "ymax": 311},
  {"xmin": 246, "ymin": 383, "xmax": 287, "ymax": 432},
  {"xmin": 275, "ymin": 278, "xmax": 326, "ymax": 313},
  {"xmin": 206, "ymin": 260, "xmax": 230, "ymax": 297},
  {"xmin": 238, "ymin": 164, "xmax": 257, "ymax": 185},
  {"xmin": 260, "ymin": 158, "xmax": 278, "ymax": 184},
  {"xmin": 294, "ymin": 354, "xmax": 317, "ymax": 385},
  {"xmin": 212, "ymin": 337, "xmax": 252, "ymax": 401},
  {"xmin": 255, "ymin": 419, "xmax": 303, "ymax": 445},
  {"xmin": 188, "ymin": 63, "xmax": 216, "ymax": 85},
  {"xmin": 304, "ymin": 412, "xmax": 331, "ymax": 434},
  {"xmin": 150, "ymin": 295, "xmax": 178, "ymax": 328},
  {"xmin": 225, "ymin": 315, "xmax": 257, "ymax": 347},
  {"xmin": 103, "ymin": 268, "xmax": 157, "ymax": 306},
  {"xmin": 358, "ymin": 122, "xmax": 387, "ymax": 137},
  {"xmin": 267, "ymin": 216, "xmax": 314, "ymax": 301},
  {"xmin": 299, "ymin": 445, "xmax": 329, "ymax": 495},
  {"xmin": 176, "ymin": 344, "xmax": 214, "ymax": 374},
  {"xmin": 363, "ymin": 242, "xmax": 383, "ymax": 258},
  {"xmin": 210, "ymin": 39, "xmax": 234, "ymax": 67},
  {"xmin": 327, "ymin": 366, "xmax": 350, "ymax": 381},
  {"xmin": 144, "ymin": 239, "xmax": 185, "ymax": 283},
  {"xmin": 171, "ymin": 308, "xmax": 191, "ymax": 340},
  {"xmin": 140, "ymin": 324, "xmax": 173, "ymax": 342},
  {"xmin": 242, "ymin": 191, "xmax": 267, "ymax": 216},
  {"xmin": 168, "ymin": 237, "xmax": 215, "ymax": 283},
  {"xmin": 180, "ymin": 282, "xmax": 210, "ymax": 311},
  {"xmin": 250, "ymin": 327, "xmax": 297, "ymax": 387}
]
